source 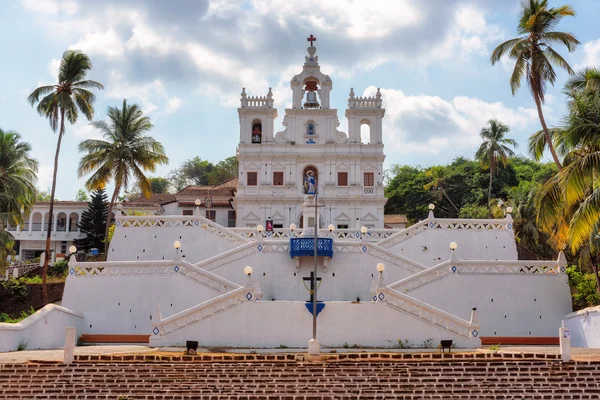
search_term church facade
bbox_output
[234,40,387,229]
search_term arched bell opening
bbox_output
[251,119,262,144]
[303,78,320,109]
[360,118,372,145]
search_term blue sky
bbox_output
[1,0,599,200]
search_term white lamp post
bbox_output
[69,245,77,254]
[428,204,435,210]
[257,224,264,233]
[376,263,385,273]
[195,199,201,206]
[328,224,335,232]
[449,241,458,251]
[506,206,513,214]
[244,266,253,276]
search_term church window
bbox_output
[273,171,284,186]
[247,172,258,186]
[205,210,216,221]
[182,210,193,216]
[228,210,236,227]
[251,120,262,144]
[364,172,374,187]
[337,172,348,187]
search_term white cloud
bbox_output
[166,97,182,114]
[70,27,124,59]
[21,0,77,15]
[48,58,60,78]
[363,86,537,157]
[72,122,101,140]
[578,39,600,69]
[35,165,54,192]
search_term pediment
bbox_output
[361,212,378,222]
[335,212,351,222]
[337,162,350,170]
[273,162,286,170]
[271,211,286,221]
[245,162,261,170]
[243,211,260,221]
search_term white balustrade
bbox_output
[363,186,375,195]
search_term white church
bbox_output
[235,36,386,230]
[0,37,581,352]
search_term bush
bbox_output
[1,278,29,300]
[0,307,36,323]
[566,266,600,310]
[49,260,68,276]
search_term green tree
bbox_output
[78,99,169,253]
[27,50,103,304]
[74,188,108,252]
[206,156,239,185]
[0,129,38,273]
[475,119,517,217]
[384,165,432,223]
[490,0,579,169]
[423,166,460,215]
[148,177,171,194]
[75,188,89,202]
[565,67,600,94]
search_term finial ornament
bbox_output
[349,88,355,98]
[307,34,317,47]
[241,87,247,98]
[376,88,381,98]
[267,87,273,99]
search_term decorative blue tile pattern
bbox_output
[355,232,360,238]
[451,266,457,273]
[378,292,385,301]
[373,295,378,302]
[246,292,253,300]
[429,221,434,228]
[306,139,316,144]
[195,220,199,226]
[267,231,272,237]
[289,238,334,258]
[153,327,160,335]
[472,329,479,337]
[507,223,513,230]
[560,266,566,273]
[257,244,263,252]
[69,268,75,275]
[116,221,121,227]
[173,265,180,273]
[362,246,367,253]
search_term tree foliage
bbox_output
[74,188,108,252]
[169,156,238,190]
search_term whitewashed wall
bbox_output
[408,273,571,337]
[150,301,480,348]
[564,306,600,348]
[389,226,517,266]
[61,272,222,335]
[0,305,84,352]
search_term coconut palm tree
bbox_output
[565,67,600,94]
[490,0,579,169]
[0,129,38,273]
[27,50,103,304]
[423,166,460,214]
[475,120,517,217]
[77,99,169,253]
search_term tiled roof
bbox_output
[35,201,88,207]
[383,214,408,224]
[123,193,177,207]
[176,178,238,197]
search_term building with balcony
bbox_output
[234,42,387,229]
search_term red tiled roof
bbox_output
[384,214,408,224]
[123,193,177,207]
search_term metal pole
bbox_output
[312,187,318,340]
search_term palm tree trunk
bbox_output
[103,186,119,254]
[42,109,65,305]
[488,169,493,218]
[441,188,460,214]
[533,93,562,170]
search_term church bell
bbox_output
[304,91,319,108]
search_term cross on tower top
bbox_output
[307,34,317,47]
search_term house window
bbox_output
[338,172,348,187]
[247,172,258,186]
[273,171,284,186]
[228,210,236,227]
[205,210,216,221]
[61,241,67,254]
[337,224,349,229]
[182,210,194,216]
[364,172,374,186]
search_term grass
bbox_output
[488,344,501,351]
[0,306,36,323]
[17,340,28,351]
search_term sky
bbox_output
[1,0,599,200]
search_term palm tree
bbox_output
[0,129,38,273]
[490,0,579,169]
[27,50,103,304]
[565,67,600,94]
[423,166,460,214]
[475,120,517,217]
[78,99,169,253]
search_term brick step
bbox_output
[2,360,600,400]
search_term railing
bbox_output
[68,258,240,294]
[240,88,274,109]
[388,255,566,294]
[366,243,428,273]
[290,238,334,258]
[194,242,258,271]
[3,263,39,281]
[31,223,42,231]
[114,215,251,246]
[152,287,246,337]
[376,220,430,248]
[230,228,395,242]
[363,186,375,195]
[348,96,382,109]
[382,287,478,339]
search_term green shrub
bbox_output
[0,307,36,323]
[49,260,68,276]
[1,278,29,300]
[17,340,27,351]
[566,266,600,310]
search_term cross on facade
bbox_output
[307,34,317,47]
[303,271,322,302]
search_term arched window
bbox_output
[302,165,318,194]
[360,119,371,144]
[56,212,67,232]
[69,213,79,232]
[251,119,262,144]
[31,212,42,231]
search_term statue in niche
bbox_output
[304,170,317,195]
[307,122,314,135]
[251,123,262,144]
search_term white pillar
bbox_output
[63,327,76,364]
[559,320,571,362]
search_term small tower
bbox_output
[290,35,332,110]
[238,87,278,144]
[345,88,385,144]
